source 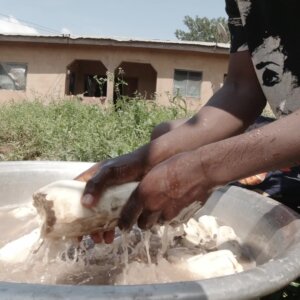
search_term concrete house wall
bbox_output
[0,35,229,110]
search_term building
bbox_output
[0,34,229,110]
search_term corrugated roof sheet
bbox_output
[0,33,230,54]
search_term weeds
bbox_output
[0,98,189,161]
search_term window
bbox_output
[0,62,27,91]
[173,69,202,98]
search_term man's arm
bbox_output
[80,50,267,207]
[199,109,300,187]
[119,103,300,231]
[119,108,300,230]
[144,50,266,168]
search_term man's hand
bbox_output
[119,151,214,231]
[79,151,146,208]
[75,150,147,243]
[118,105,300,233]
[75,161,115,243]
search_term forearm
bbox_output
[139,81,265,172]
[139,51,266,171]
[197,109,300,187]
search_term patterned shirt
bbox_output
[226,0,300,117]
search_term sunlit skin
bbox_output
[76,51,300,243]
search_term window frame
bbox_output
[0,62,28,91]
[173,69,203,99]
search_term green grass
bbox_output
[0,98,188,161]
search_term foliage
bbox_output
[263,280,300,300]
[114,67,128,100]
[93,75,107,97]
[175,16,230,43]
[93,67,128,99]
[0,98,189,162]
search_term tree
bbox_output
[175,16,230,43]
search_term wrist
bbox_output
[195,146,229,188]
[175,150,219,192]
[136,139,175,174]
[194,130,275,187]
[132,144,152,176]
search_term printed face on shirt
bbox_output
[227,0,300,116]
[253,36,300,115]
[253,36,285,87]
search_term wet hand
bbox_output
[80,152,145,208]
[118,151,213,231]
[76,152,146,243]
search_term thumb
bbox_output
[81,171,110,208]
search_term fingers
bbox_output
[81,167,112,208]
[137,211,161,230]
[91,232,103,243]
[80,155,142,208]
[91,230,115,244]
[118,188,144,231]
[103,230,115,244]
[161,200,187,222]
[160,188,205,222]
[82,230,115,245]
[77,162,110,208]
[74,162,103,182]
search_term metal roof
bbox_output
[0,33,230,55]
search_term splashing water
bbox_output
[0,202,254,285]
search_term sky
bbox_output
[0,0,227,40]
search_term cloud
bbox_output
[0,16,39,35]
[61,27,71,35]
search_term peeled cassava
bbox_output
[33,180,202,238]
[33,180,139,238]
[185,250,243,278]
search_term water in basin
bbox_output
[0,200,255,286]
